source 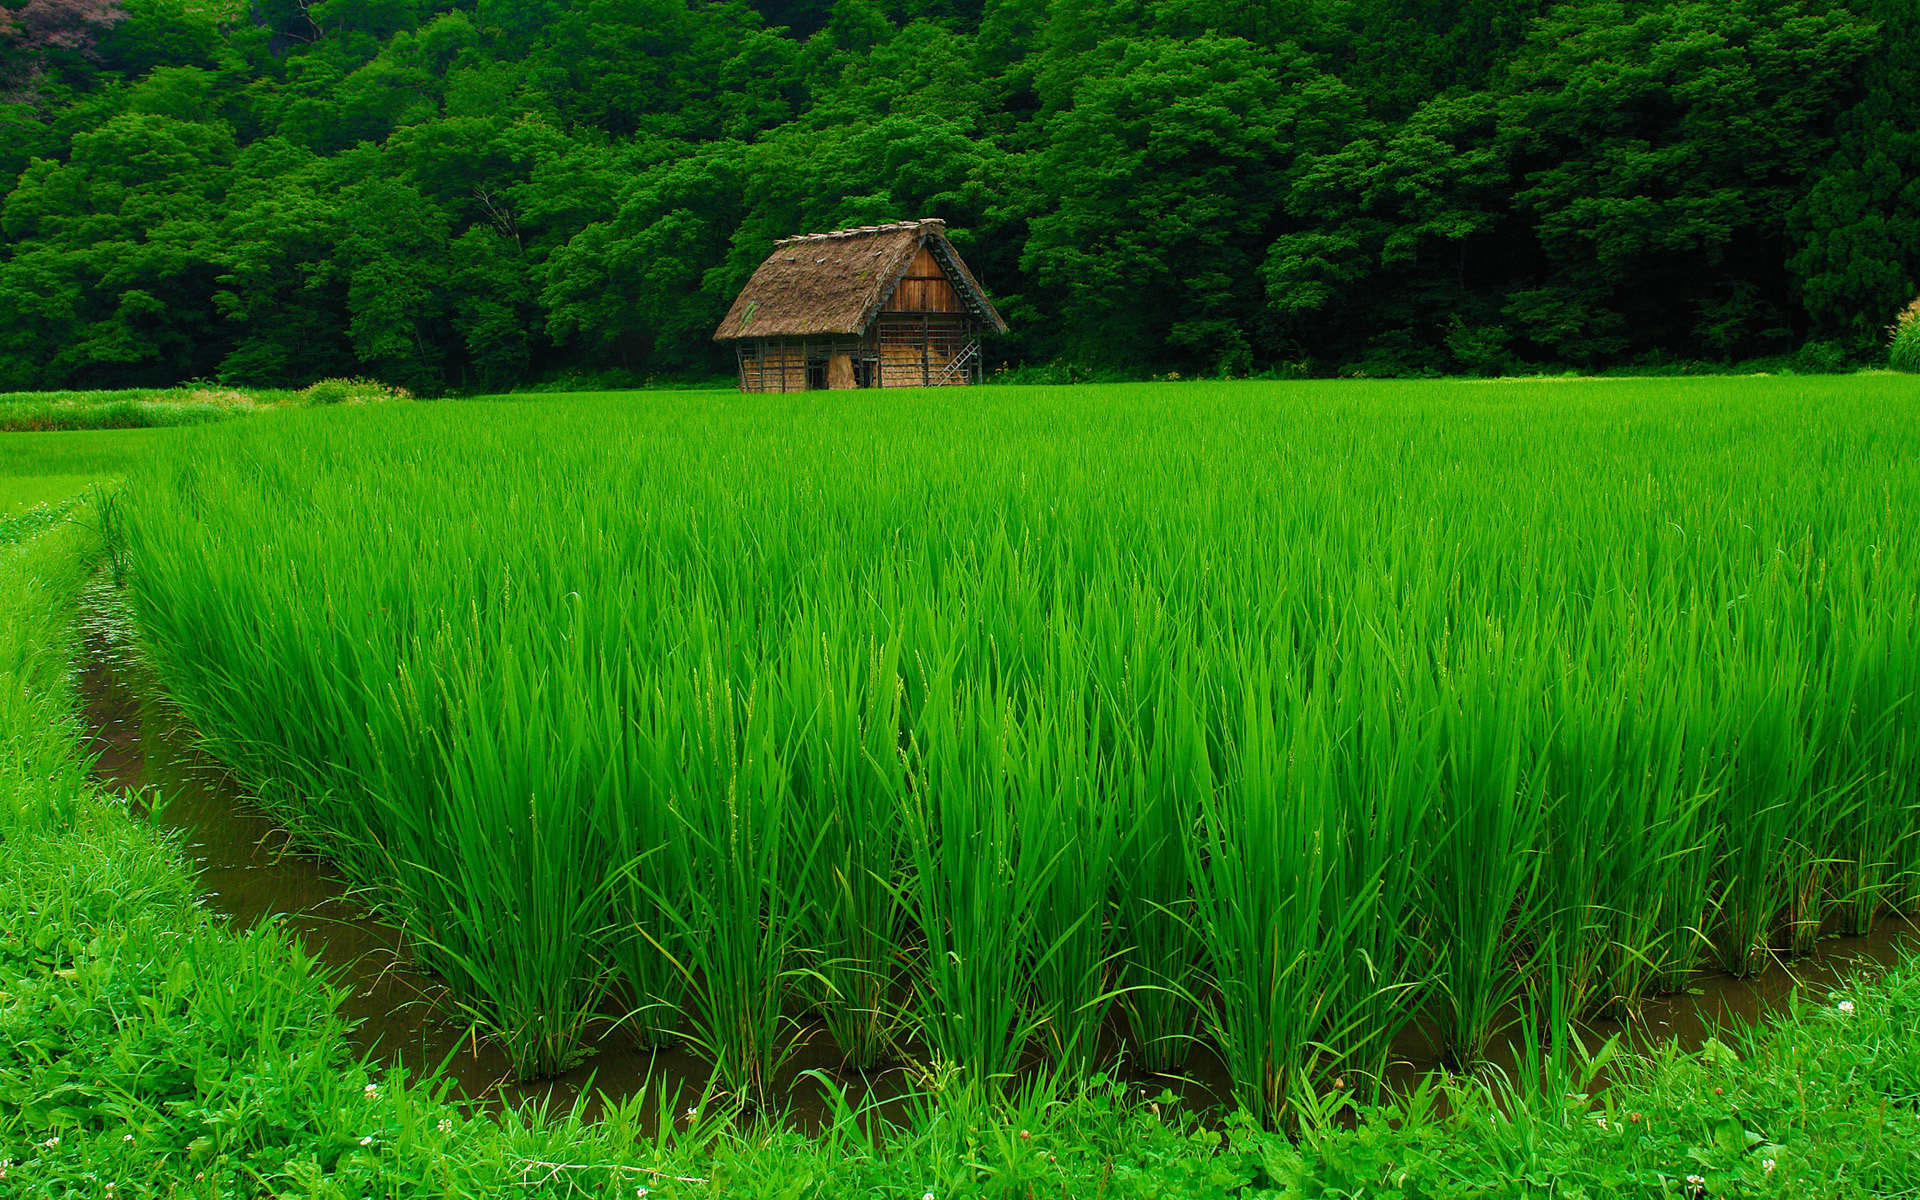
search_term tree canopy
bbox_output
[0,0,1911,388]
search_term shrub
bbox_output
[297,378,413,405]
[1445,316,1514,376]
[1791,339,1848,374]
[1890,298,1920,373]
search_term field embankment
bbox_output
[0,380,410,433]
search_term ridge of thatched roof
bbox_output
[713,218,1008,341]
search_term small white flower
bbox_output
[923,1193,936,1200]
[359,1135,374,1147]
[437,1118,453,1134]
[42,1137,59,1149]
[121,1133,134,1143]
[637,1189,649,1199]
[1763,1158,1777,1174]
[684,1107,697,1121]
[1592,1114,1608,1130]
[1837,999,1856,1015]
[363,1083,379,1099]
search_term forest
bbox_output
[0,0,1915,391]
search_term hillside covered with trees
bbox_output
[1,0,1915,391]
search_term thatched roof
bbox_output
[713,218,1008,341]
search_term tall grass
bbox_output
[113,378,1920,1124]
[781,630,908,1070]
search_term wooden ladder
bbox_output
[930,339,980,386]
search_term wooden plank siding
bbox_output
[730,241,986,390]
[736,340,808,393]
[881,247,966,315]
[717,220,1006,391]
[876,314,976,387]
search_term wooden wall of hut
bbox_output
[876,315,976,387]
[734,319,981,392]
[882,247,965,314]
[737,340,808,392]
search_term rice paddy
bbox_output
[110,377,1920,1126]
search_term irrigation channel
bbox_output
[78,618,1920,1128]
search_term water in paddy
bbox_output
[75,605,1920,1124]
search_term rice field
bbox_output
[111,377,1920,1125]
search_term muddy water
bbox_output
[76,626,1920,1124]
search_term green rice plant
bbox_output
[1599,686,1717,1012]
[778,627,909,1069]
[644,661,819,1111]
[1706,663,1813,978]
[1820,579,1920,933]
[1425,640,1551,1068]
[1303,613,1439,1094]
[394,629,621,1079]
[1109,678,1210,1075]
[1539,648,1719,1016]
[1187,652,1404,1128]
[596,661,692,1048]
[1018,689,1124,1073]
[104,377,1920,1119]
[1642,634,1725,996]
[900,666,1059,1086]
[1535,742,1611,1023]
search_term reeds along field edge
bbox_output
[113,377,1920,1124]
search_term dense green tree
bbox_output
[1020,35,1358,371]
[328,170,452,392]
[1788,0,1920,353]
[449,224,539,386]
[0,111,230,387]
[543,142,751,373]
[0,0,1910,388]
[213,138,357,384]
[1493,0,1876,364]
[1264,93,1511,373]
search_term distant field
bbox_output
[111,377,1920,1122]
[0,379,410,433]
[0,427,174,520]
[0,474,95,516]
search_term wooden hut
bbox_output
[713,218,1008,392]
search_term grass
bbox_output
[0,379,410,433]
[0,426,166,556]
[104,376,1920,1127]
[0,503,1246,1199]
[5,438,1920,1194]
[0,427,162,494]
[1890,300,1920,372]
[7,498,1920,1197]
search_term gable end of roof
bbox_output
[713,218,1006,341]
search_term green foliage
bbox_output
[1789,0,1920,354]
[0,381,406,430]
[295,376,411,404]
[0,0,1910,386]
[1891,305,1920,372]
